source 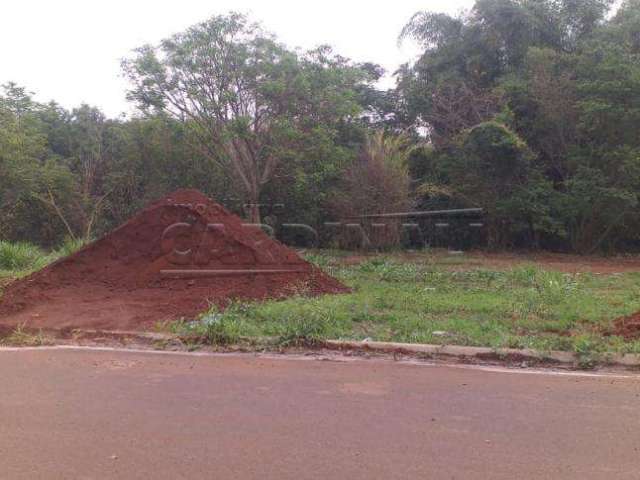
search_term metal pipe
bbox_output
[348,208,484,219]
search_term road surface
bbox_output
[1,347,639,479]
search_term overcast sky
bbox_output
[2,0,475,117]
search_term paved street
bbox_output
[1,347,639,479]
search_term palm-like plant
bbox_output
[330,130,418,249]
[363,129,415,177]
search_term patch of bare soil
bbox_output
[610,313,640,340]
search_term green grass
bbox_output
[163,252,640,360]
[0,324,53,347]
[0,241,48,271]
[0,238,87,284]
[55,237,87,258]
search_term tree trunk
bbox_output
[225,140,263,225]
[246,187,261,224]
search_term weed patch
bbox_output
[167,253,640,359]
[0,324,52,347]
[0,242,47,271]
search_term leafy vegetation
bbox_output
[123,13,370,223]
[1,2,639,254]
[400,0,640,252]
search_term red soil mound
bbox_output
[611,312,640,340]
[0,189,348,331]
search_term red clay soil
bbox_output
[611,312,640,340]
[0,189,348,331]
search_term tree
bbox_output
[0,83,78,244]
[432,122,557,247]
[400,0,638,252]
[397,0,615,142]
[123,13,368,223]
[501,47,579,182]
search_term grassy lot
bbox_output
[168,250,640,359]
[3,242,640,360]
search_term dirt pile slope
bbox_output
[0,189,347,331]
[611,312,640,340]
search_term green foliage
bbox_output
[0,241,46,270]
[329,130,416,249]
[276,311,334,347]
[162,308,246,346]
[1,3,639,254]
[201,313,244,346]
[459,122,532,177]
[401,0,640,252]
[123,13,371,223]
[0,238,89,279]
[0,83,109,245]
[1,14,375,244]
[422,121,557,247]
[55,237,87,258]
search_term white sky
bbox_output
[1,0,474,117]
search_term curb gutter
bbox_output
[324,340,640,368]
[4,328,640,368]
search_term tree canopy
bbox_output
[123,13,372,222]
[400,0,640,252]
[1,2,639,253]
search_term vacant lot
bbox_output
[3,248,640,359]
[159,250,640,359]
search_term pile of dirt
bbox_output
[0,189,347,331]
[610,312,640,340]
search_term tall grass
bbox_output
[55,237,87,258]
[0,241,48,271]
[0,237,87,275]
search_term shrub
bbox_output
[329,130,415,250]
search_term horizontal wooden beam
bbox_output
[160,269,307,278]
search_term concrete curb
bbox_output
[70,329,175,341]
[4,327,640,368]
[323,340,640,368]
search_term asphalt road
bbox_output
[1,348,639,479]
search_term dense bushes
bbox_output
[400,0,640,252]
